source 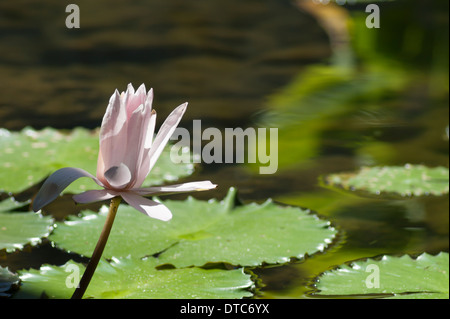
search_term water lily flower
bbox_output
[32,83,216,221]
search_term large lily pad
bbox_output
[313,252,449,299]
[0,127,194,194]
[49,188,337,267]
[325,165,449,197]
[0,198,53,253]
[16,257,253,299]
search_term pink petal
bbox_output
[122,83,135,119]
[145,109,157,149]
[122,103,151,186]
[101,89,125,138]
[144,93,155,149]
[32,167,97,212]
[134,109,156,188]
[120,192,172,221]
[97,89,128,182]
[146,102,188,175]
[72,189,117,204]
[126,83,135,95]
[132,181,217,196]
[145,88,154,113]
[126,84,147,116]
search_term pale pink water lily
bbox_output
[32,83,216,221]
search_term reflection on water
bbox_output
[0,0,448,299]
[250,0,449,298]
[0,0,330,130]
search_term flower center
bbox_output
[104,163,132,189]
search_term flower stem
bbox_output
[71,196,121,299]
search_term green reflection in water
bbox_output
[247,0,448,298]
[0,0,448,299]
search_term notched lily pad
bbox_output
[0,127,194,194]
[15,257,254,299]
[0,197,30,212]
[49,188,338,267]
[313,252,449,299]
[0,266,20,298]
[324,165,449,197]
[0,198,53,253]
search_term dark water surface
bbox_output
[0,0,448,299]
[0,0,330,130]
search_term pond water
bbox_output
[0,0,448,299]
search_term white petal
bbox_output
[136,83,147,95]
[99,89,127,140]
[126,83,135,95]
[126,84,147,115]
[134,110,157,188]
[120,192,172,221]
[145,88,154,113]
[97,89,128,180]
[144,109,156,149]
[132,181,217,196]
[147,102,188,173]
[32,167,97,212]
[72,189,117,204]
[122,104,151,186]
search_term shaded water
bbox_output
[0,0,330,130]
[0,0,448,298]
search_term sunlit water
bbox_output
[0,0,448,299]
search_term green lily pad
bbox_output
[16,257,254,299]
[49,188,337,267]
[314,252,449,299]
[325,165,449,197]
[0,127,194,194]
[0,198,53,253]
[0,266,20,298]
[0,197,30,212]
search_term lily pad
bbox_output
[0,197,30,212]
[313,252,449,299]
[325,165,449,197]
[0,127,194,194]
[16,257,254,299]
[0,199,53,253]
[0,266,20,298]
[49,188,337,267]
